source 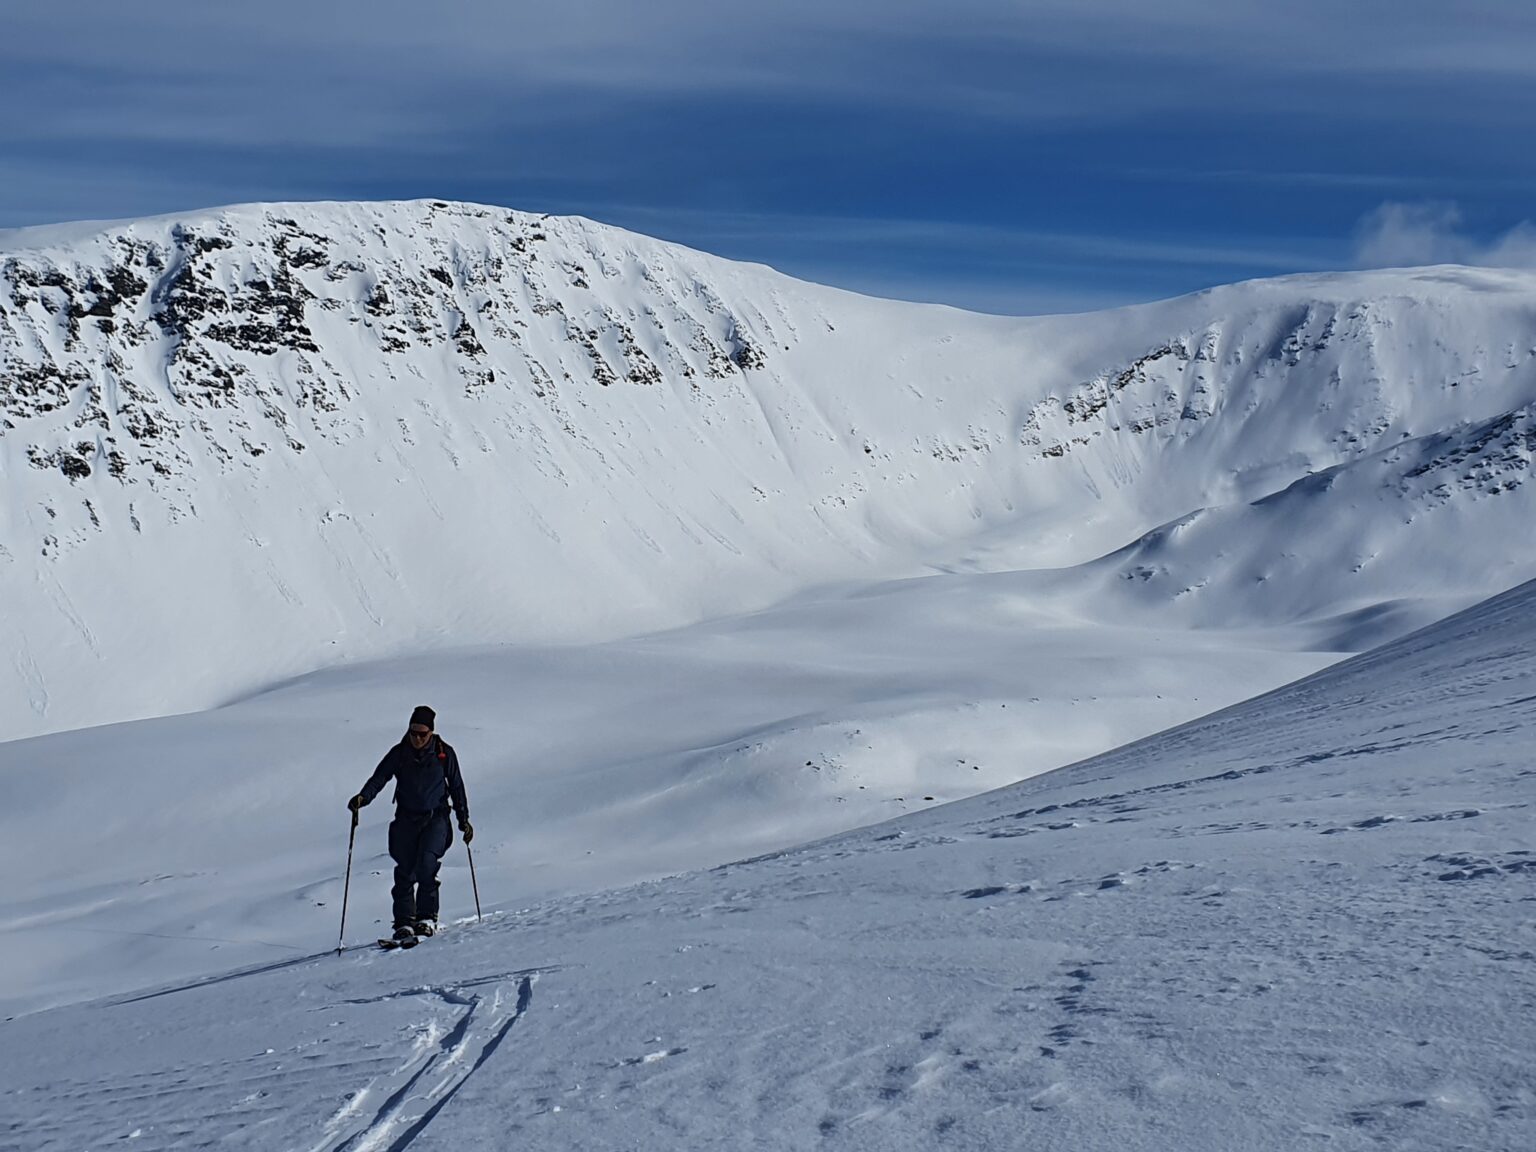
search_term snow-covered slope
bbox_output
[5,202,1534,1146]
[0,571,1332,1014]
[6,574,1532,1152]
[4,200,1536,738]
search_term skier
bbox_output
[348,706,472,944]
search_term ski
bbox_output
[378,920,441,949]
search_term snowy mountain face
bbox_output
[4,200,1536,740]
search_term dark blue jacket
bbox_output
[360,735,470,819]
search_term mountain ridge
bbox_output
[3,198,1536,737]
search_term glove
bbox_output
[459,820,474,845]
[348,793,366,812]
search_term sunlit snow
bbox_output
[1,202,1533,1150]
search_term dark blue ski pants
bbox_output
[388,808,452,926]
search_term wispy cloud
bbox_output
[4,2,1536,313]
[573,203,1332,315]
[8,2,1536,150]
[615,206,1327,273]
[1353,202,1536,269]
[1118,167,1536,195]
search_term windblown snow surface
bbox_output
[1,201,1534,1148]
[5,571,1534,1151]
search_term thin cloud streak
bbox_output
[7,3,1536,149]
[640,209,1326,272]
[16,2,1531,83]
[1119,167,1536,194]
[582,203,1335,315]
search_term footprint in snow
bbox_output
[961,882,1036,899]
[621,1047,687,1067]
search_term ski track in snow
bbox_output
[4,579,1533,1150]
[6,954,542,1152]
[314,974,535,1152]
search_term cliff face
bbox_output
[1,201,774,526]
[3,199,1536,736]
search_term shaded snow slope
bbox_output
[5,577,1532,1151]
[4,201,1536,737]
[0,567,1331,1014]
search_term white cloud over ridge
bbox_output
[1354,201,1536,269]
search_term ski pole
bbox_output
[466,840,483,923]
[337,808,358,954]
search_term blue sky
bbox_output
[4,1,1535,313]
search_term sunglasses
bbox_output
[407,727,433,739]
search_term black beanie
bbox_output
[410,705,436,730]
